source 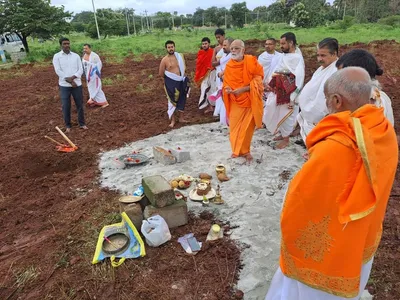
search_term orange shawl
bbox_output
[280,104,398,297]
[194,48,214,85]
[222,55,264,128]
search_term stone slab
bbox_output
[119,202,143,230]
[169,147,190,163]
[142,175,175,208]
[153,146,176,165]
[144,199,188,228]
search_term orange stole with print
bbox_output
[222,55,264,156]
[280,104,398,297]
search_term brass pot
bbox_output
[215,164,226,176]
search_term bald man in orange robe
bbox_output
[265,67,398,300]
[223,40,264,162]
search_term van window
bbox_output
[5,34,13,43]
[11,33,21,41]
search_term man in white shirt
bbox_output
[53,37,87,132]
[296,38,339,144]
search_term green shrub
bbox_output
[330,16,355,32]
[378,15,400,27]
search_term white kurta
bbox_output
[263,48,305,137]
[82,52,107,104]
[297,61,338,143]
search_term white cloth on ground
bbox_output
[297,61,337,142]
[165,52,186,119]
[213,52,232,126]
[83,51,107,104]
[53,50,83,87]
[263,48,305,137]
[265,258,374,300]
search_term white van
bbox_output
[0,32,26,54]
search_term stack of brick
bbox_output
[142,175,188,228]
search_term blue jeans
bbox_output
[59,85,85,128]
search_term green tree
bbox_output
[86,9,125,39]
[0,0,71,52]
[193,8,205,26]
[266,0,290,23]
[290,2,311,27]
[230,2,249,28]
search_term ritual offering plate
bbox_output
[189,188,216,202]
[196,182,211,196]
[102,233,130,255]
[170,174,194,190]
[117,153,149,167]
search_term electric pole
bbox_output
[144,10,150,31]
[172,14,175,28]
[141,15,144,32]
[132,13,137,36]
[125,10,130,35]
[225,11,227,28]
[343,0,347,19]
[91,0,101,40]
[202,13,205,26]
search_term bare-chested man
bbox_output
[159,40,190,128]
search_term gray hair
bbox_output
[324,67,372,108]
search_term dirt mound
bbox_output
[0,40,399,299]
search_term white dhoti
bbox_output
[263,49,305,138]
[198,70,217,109]
[265,258,373,300]
[264,96,299,137]
[83,52,108,106]
[209,52,231,126]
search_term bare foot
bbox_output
[65,128,71,133]
[290,127,301,137]
[80,125,88,130]
[302,153,309,161]
[204,106,214,114]
[169,120,175,128]
[273,135,283,141]
[275,137,290,149]
[231,153,238,158]
[179,118,189,123]
[245,153,253,163]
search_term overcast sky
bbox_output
[52,0,286,15]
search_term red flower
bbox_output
[177,147,181,150]
[135,160,140,163]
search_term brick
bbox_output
[142,175,175,208]
[119,202,143,230]
[153,146,176,165]
[144,199,188,228]
[169,147,190,163]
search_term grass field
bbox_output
[25,23,400,63]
